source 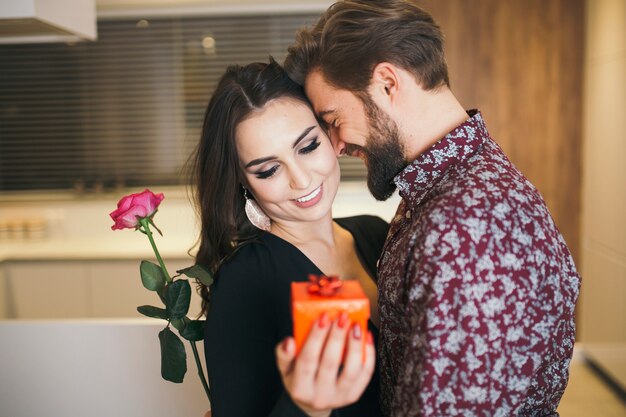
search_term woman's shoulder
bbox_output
[212,233,310,289]
[207,237,282,321]
[213,237,276,286]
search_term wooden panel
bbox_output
[416,0,584,262]
[580,248,626,342]
[579,0,626,385]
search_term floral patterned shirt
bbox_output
[377,110,580,417]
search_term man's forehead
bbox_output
[304,71,336,117]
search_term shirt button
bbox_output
[405,210,411,219]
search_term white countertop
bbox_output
[0,182,400,263]
[0,235,195,262]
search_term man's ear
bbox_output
[369,62,401,105]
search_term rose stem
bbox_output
[139,218,171,283]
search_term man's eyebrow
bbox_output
[244,126,317,169]
[317,110,334,120]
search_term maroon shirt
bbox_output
[377,111,580,416]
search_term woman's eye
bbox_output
[299,138,321,155]
[255,165,279,179]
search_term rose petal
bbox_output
[110,189,165,230]
[111,205,149,230]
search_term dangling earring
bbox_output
[243,188,271,231]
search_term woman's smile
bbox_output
[293,184,323,208]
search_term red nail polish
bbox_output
[366,331,373,344]
[338,312,349,329]
[282,339,290,352]
[352,323,362,339]
[318,312,329,328]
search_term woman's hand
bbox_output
[275,312,375,417]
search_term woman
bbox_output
[192,59,388,417]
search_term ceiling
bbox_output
[97,0,333,14]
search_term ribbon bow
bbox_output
[307,274,343,296]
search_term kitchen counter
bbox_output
[0,234,195,263]
[0,183,400,319]
[0,182,400,263]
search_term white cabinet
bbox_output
[1,259,204,319]
[6,262,89,319]
[88,259,203,319]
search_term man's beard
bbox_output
[348,97,406,201]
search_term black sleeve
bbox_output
[204,244,309,417]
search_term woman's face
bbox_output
[236,97,340,226]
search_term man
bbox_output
[278,0,581,416]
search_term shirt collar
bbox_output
[393,110,489,208]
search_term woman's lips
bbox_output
[293,184,323,208]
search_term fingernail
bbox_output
[366,331,373,344]
[282,338,290,352]
[318,312,329,328]
[352,323,362,339]
[337,312,349,329]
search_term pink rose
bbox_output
[110,189,165,230]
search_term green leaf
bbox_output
[158,327,187,383]
[165,279,191,320]
[140,260,166,292]
[137,305,168,320]
[177,265,214,287]
[170,316,188,332]
[181,319,205,341]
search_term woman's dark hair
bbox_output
[190,58,309,316]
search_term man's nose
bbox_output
[330,132,347,156]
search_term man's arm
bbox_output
[390,221,552,416]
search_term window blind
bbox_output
[0,13,366,192]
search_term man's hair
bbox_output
[285,0,449,92]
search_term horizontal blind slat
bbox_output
[0,13,366,192]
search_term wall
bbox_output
[579,0,626,390]
[1,0,585,260]
[417,0,585,262]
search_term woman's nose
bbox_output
[289,165,312,190]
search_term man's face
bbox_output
[305,70,406,201]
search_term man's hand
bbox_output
[275,312,375,417]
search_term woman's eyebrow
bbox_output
[292,126,316,148]
[245,156,275,169]
[244,126,317,169]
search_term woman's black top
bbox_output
[204,215,389,417]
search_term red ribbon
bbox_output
[307,274,343,296]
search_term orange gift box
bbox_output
[291,275,369,360]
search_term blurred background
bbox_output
[0,0,624,416]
